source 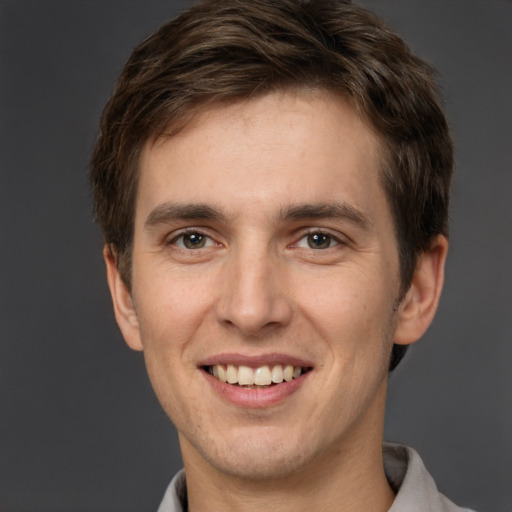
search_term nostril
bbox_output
[216,296,293,337]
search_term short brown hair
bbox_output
[90,0,453,370]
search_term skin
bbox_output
[105,90,448,512]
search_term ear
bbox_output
[394,235,449,346]
[103,245,144,351]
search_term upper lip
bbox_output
[198,353,314,368]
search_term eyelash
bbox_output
[167,229,216,250]
[166,228,344,252]
[293,230,344,250]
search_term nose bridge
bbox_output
[216,237,291,335]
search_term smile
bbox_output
[205,364,310,387]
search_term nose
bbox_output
[215,245,293,337]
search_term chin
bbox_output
[188,428,317,481]
[211,449,310,481]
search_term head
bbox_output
[90,0,453,483]
[90,0,453,372]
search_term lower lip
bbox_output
[202,370,310,408]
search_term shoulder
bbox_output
[384,443,478,512]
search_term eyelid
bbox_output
[291,228,347,249]
[166,227,217,248]
[163,226,348,249]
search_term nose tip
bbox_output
[219,293,292,336]
[215,255,293,337]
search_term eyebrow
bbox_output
[280,202,371,229]
[144,202,227,230]
[144,200,370,231]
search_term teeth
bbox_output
[226,364,238,384]
[271,365,284,383]
[283,364,294,382]
[238,365,254,385]
[209,364,306,386]
[254,365,272,385]
[218,365,227,383]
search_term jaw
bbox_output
[178,419,319,481]
[179,383,394,512]
[177,365,390,482]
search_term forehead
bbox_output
[136,90,387,222]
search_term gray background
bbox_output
[1,1,510,511]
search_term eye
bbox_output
[172,231,215,249]
[296,232,339,249]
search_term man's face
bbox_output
[113,90,407,479]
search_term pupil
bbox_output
[308,233,330,249]
[184,233,205,248]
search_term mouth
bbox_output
[203,364,312,388]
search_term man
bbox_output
[89,0,476,510]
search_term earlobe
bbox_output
[103,245,144,351]
[394,235,449,346]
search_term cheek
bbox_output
[133,265,214,345]
[133,274,211,425]
[295,267,396,365]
